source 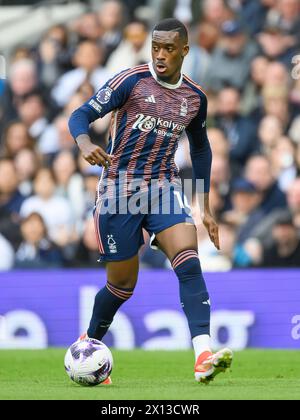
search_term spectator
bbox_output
[77,156,102,216]
[37,24,72,88]
[0,158,25,211]
[106,21,150,73]
[51,41,109,107]
[97,0,126,62]
[289,114,300,145]
[211,154,231,210]
[197,21,220,54]
[15,212,64,269]
[258,115,284,155]
[270,136,297,191]
[0,233,14,271]
[17,90,50,142]
[257,20,298,66]
[53,150,85,223]
[73,217,103,268]
[0,59,54,136]
[14,148,41,197]
[0,120,34,158]
[223,178,264,244]
[265,61,290,87]
[262,84,291,128]
[215,87,259,175]
[0,158,25,249]
[248,177,300,248]
[265,0,300,46]
[241,55,269,115]
[287,177,300,227]
[296,144,300,174]
[160,0,202,25]
[205,20,258,92]
[20,167,74,247]
[236,0,274,36]
[3,58,37,102]
[202,0,234,27]
[261,211,300,267]
[182,26,211,86]
[71,13,102,44]
[38,114,77,156]
[244,154,287,214]
[0,79,4,97]
[207,128,230,158]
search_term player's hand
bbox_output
[202,213,220,251]
[76,135,113,169]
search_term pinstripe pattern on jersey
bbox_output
[97,70,203,197]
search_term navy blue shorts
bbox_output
[93,183,195,262]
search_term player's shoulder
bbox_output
[182,74,207,100]
[108,64,151,91]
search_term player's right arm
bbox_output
[68,69,135,167]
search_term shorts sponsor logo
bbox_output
[96,87,113,104]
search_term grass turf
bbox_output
[0,349,299,400]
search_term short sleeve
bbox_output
[86,69,137,118]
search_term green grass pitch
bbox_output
[0,349,299,400]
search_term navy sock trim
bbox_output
[106,282,134,301]
[172,249,199,270]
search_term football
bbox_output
[64,338,113,386]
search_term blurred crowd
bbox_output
[0,0,300,271]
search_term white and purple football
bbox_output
[64,338,113,386]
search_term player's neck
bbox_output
[160,73,181,85]
[149,62,183,90]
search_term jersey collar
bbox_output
[148,62,183,90]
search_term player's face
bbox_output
[152,31,189,84]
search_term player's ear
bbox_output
[182,45,189,58]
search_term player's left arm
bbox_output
[185,93,220,250]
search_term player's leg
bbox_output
[86,198,144,341]
[155,223,211,355]
[155,222,232,383]
[87,255,139,341]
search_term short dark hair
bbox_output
[153,18,188,42]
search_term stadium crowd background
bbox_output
[0,0,300,271]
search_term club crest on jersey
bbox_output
[96,87,113,104]
[107,235,117,253]
[180,98,188,117]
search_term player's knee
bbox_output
[171,249,202,277]
[107,278,137,292]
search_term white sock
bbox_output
[192,335,212,361]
